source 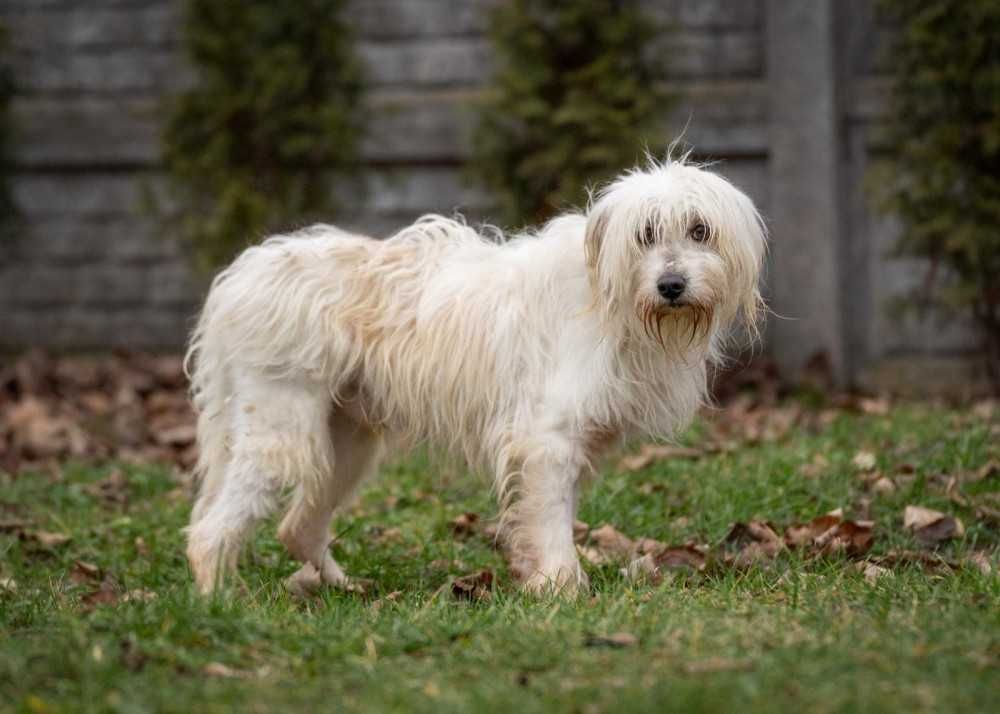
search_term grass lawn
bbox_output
[1,403,997,713]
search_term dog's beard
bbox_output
[637,299,715,351]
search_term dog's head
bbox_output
[584,158,766,349]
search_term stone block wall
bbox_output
[0,1,983,390]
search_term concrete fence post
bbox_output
[765,0,846,383]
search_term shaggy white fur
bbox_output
[184,158,767,594]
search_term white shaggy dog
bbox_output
[184,157,766,594]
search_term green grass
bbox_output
[1,404,997,713]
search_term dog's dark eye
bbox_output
[640,222,656,247]
[690,223,708,243]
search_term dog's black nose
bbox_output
[657,273,687,301]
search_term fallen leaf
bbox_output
[451,570,494,601]
[800,453,830,479]
[856,561,893,584]
[81,576,120,609]
[969,461,998,483]
[27,530,71,548]
[83,469,130,506]
[903,505,946,530]
[784,514,841,548]
[450,512,480,537]
[871,476,897,495]
[858,396,891,416]
[683,657,754,674]
[203,662,251,679]
[967,552,993,576]
[624,543,708,582]
[372,525,402,544]
[972,400,996,420]
[653,544,708,572]
[70,560,102,584]
[635,537,668,555]
[815,519,874,556]
[869,550,961,573]
[122,589,157,603]
[589,524,635,559]
[723,520,784,565]
[584,632,638,648]
[623,554,659,582]
[572,519,590,544]
[618,444,703,472]
[0,518,31,533]
[577,545,611,566]
[903,505,965,545]
[852,451,877,472]
[120,637,147,672]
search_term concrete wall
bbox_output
[0,0,982,389]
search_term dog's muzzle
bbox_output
[656,272,687,303]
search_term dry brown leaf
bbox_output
[81,576,120,609]
[84,469,129,506]
[858,397,891,416]
[972,400,996,420]
[817,519,874,556]
[856,561,893,584]
[578,545,611,567]
[372,526,402,544]
[967,552,993,576]
[451,570,494,601]
[122,589,157,603]
[800,453,830,479]
[589,524,635,559]
[903,505,946,530]
[584,632,638,648]
[871,476,897,495]
[903,505,965,545]
[634,537,667,556]
[450,512,480,537]
[683,657,754,674]
[784,514,841,548]
[623,543,707,582]
[28,530,72,548]
[70,560,102,585]
[203,662,250,679]
[572,520,590,544]
[869,550,961,573]
[653,544,708,572]
[852,450,877,472]
[618,444,703,472]
[781,513,874,558]
[623,554,659,582]
[0,518,31,534]
[722,520,784,567]
[969,461,998,483]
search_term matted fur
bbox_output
[184,158,767,594]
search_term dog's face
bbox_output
[584,160,766,347]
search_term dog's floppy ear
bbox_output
[584,207,609,275]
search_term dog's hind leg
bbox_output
[277,412,384,587]
[186,369,333,594]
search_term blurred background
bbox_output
[0,0,996,399]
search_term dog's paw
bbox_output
[521,564,589,597]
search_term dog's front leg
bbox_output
[511,439,588,596]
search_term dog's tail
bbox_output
[184,276,235,524]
